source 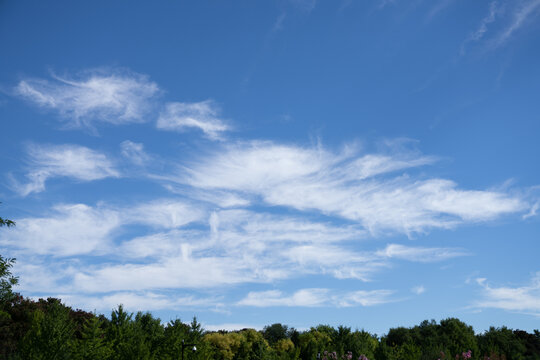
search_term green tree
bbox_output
[107,305,160,360]
[298,328,332,360]
[438,318,478,359]
[73,316,113,360]
[264,323,289,346]
[348,330,378,360]
[18,299,75,360]
[0,205,17,304]
[478,327,527,360]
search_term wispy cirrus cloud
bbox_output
[120,140,151,166]
[493,0,540,47]
[3,198,467,301]
[426,0,457,21]
[237,288,396,307]
[176,141,526,236]
[0,199,206,257]
[157,100,230,140]
[289,0,317,13]
[462,0,540,53]
[12,143,119,196]
[376,243,469,262]
[57,291,222,313]
[473,273,540,316]
[0,203,121,256]
[461,1,501,55]
[15,69,159,130]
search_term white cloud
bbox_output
[118,232,186,259]
[471,2,499,42]
[238,289,328,307]
[376,243,468,262]
[237,288,396,307]
[494,0,540,47]
[120,140,151,165]
[462,0,540,52]
[335,289,396,307]
[57,291,221,313]
[123,199,206,229]
[6,204,398,295]
[15,69,159,129]
[13,143,119,196]
[179,141,526,236]
[411,285,426,295]
[71,253,256,292]
[427,0,457,21]
[157,101,230,139]
[290,0,317,13]
[0,199,206,257]
[473,273,540,316]
[0,203,121,256]
[162,185,252,208]
[523,201,539,219]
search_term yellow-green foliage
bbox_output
[204,332,245,360]
[275,338,294,353]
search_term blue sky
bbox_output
[1,0,539,335]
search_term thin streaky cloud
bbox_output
[272,13,287,33]
[178,141,527,236]
[237,288,396,308]
[12,143,119,196]
[493,0,540,48]
[58,292,222,313]
[523,201,539,219]
[461,1,501,55]
[3,202,466,297]
[157,100,230,140]
[473,273,540,316]
[15,69,159,130]
[376,243,469,262]
[0,199,206,257]
[289,0,317,13]
[120,140,151,165]
[426,0,456,21]
[0,203,121,256]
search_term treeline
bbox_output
[0,294,539,360]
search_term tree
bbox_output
[264,323,289,346]
[18,298,76,359]
[1,204,18,304]
[73,315,113,360]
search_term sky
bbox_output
[0,0,539,335]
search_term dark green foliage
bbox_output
[0,295,40,358]
[513,330,540,360]
[107,305,163,359]
[264,323,290,345]
[18,298,75,360]
[0,208,18,305]
[0,256,18,305]
[73,316,113,360]
[477,327,540,360]
[0,297,538,360]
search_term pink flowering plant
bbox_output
[438,349,473,360]
[322,350,368,360]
